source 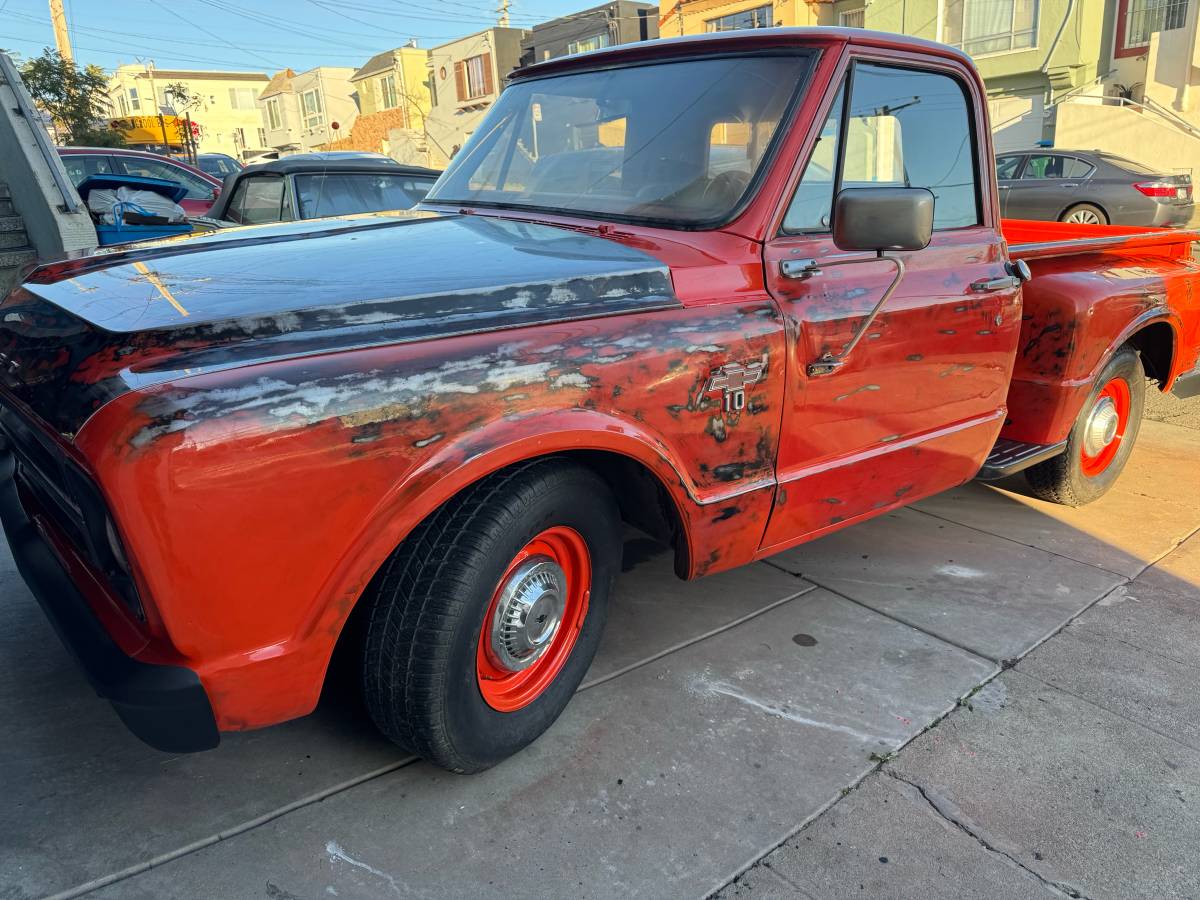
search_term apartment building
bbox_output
[106,65,270,158]
[423,27,527,167]
[519,1,659,66]
[325,45,433,156]
[257,66,358,155]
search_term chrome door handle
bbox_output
[780,258,821,279]
[970,275,1021,292]
[997,185,1011,190]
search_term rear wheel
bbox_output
[361,458,621,773]
[1025,346,1145,506]
[1060,203,1108,225]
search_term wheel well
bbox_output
[328,450,692,682]
[1126,322,1175,388]
[561,450,689,578]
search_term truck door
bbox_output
[760,59,1021,553]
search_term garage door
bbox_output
[990,92,1045,152]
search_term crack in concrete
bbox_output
[885,770,1091,900]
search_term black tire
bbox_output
[1025,346,1145,506]
[1060,202,1108,226]
[361,457,621,773]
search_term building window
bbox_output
[302,89,323,127]
[266,97,282,130]
[943,0,1038,56]
[567,32,612,54]
[705,4,774,31]
[117,93,129,116]
[455,53,493,101]
[228,87,257,109]
[129,87,140,111]
[257,127,267,146]
[1118,0,1189,53]
[380,73,399,109]
[839,7,866,27]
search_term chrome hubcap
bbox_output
[487,556,566,672]
[1083,396,1120,456]
[1068,210,1100,224]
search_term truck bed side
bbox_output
[1000,219,1200,445]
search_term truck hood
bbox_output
[0,211,679,437]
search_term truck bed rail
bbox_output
[1004,219,1199,262]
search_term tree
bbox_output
[19,49,124,147]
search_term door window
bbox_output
[995,154,1023,180]
[60,154,113,185]
[1021,155,1094,179]
[115,157,216,199]
[782,63,981,232]
[224,176,292,224]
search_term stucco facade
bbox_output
[326,47,434,156]
[423,27,528,167]
[257,66,358,155]
[106,66,270,158]
[520,1,659,66]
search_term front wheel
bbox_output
[1025,346,1145,506]
[361,458,621,773]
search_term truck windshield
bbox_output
[427,54,812,225]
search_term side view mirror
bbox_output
[832,187,935,253]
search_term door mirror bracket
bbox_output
[786,188,935,377]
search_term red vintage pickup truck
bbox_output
[2,28,1197,772]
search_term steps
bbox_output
[0,181,35,295]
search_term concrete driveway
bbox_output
[2,418,1198,899]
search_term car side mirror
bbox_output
[832,187,935,253]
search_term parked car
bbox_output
[6,31,1198,770]
[996,149,1193,227]
[58,147,224,217]
[205,153,440,226]
[195,153,243,180]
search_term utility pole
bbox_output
[140,59,172,153]
[497,0,510,28]
[48,0,73,61]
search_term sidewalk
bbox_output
[720,438,1200,898]
[2,418,1197,899]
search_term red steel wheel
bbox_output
[1078,376,1131,478]
[476,525,591,712]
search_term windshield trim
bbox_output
[426,49,819,232]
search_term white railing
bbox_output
[1061,93,1200,141]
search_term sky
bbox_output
[0,0,582,73]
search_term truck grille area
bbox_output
[0,399,144,620]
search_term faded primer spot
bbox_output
[413,433,444,448]
[939,363,975,377]
[835,384,881,402]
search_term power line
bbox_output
[148,0,289,69]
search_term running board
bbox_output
[976,438,1067,481]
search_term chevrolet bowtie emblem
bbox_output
[706,354,767,412]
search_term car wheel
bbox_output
[1060,203,1108,225]
[361,457,621,773]
[1025,346,1145,506]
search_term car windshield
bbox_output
[427,54,812,225]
